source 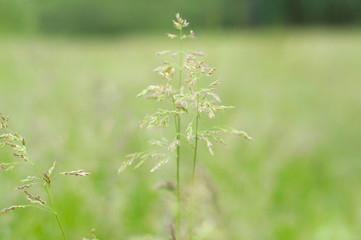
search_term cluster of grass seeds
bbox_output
[119,14,252,240]
[0,113,90,240]
[82,229,99,240]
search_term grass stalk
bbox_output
[189,77,200,240]
[176,26,183,240]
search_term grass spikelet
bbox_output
[16,184,32,190]
[62,169,90,176]
[0,205,27,216]
[0,162,20,172]
[21,176,37,183]
[150,158,169,172]
[24,190,46,205]
[48,161,57,176]
[168,138,180,152]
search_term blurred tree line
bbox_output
[1,0,360,34]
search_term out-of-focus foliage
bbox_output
[1,0,361,34]
[0,30,360,239]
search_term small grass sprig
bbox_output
[0,113,91,240]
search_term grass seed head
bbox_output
[16,184,32,190]
[48,161,57,176]
[43,172,51,185]
[21,176,37,183]
[0,205,26,217]
[63,169,90,176]
[24,190,46,205]
[0,162,19,172]
[172,13,190,30]
[167,33,178,39]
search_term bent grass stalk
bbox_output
[0,113,90,240]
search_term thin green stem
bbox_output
[25,204,53,214]
[191,117,199,185]
[29,203,54,213]
[176,26,183,240]
[192,79,200,184]
[54,212,67,240]
[176,118,181,239]
[189,78,200,240]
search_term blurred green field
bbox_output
[0,30,361,240]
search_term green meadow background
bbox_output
[1,1,361,240]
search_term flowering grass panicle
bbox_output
[182,54,254,155]
[0,113,91,240]
[119,13,194,240]
[118,13,194,171]
[119,13,252,239]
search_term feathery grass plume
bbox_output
[119,13,194,239]
[119,13,252,240]
[0,113,91,240]
[120,13,194,173]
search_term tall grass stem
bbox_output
[189,77,200,240]
[176,26,183,240]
